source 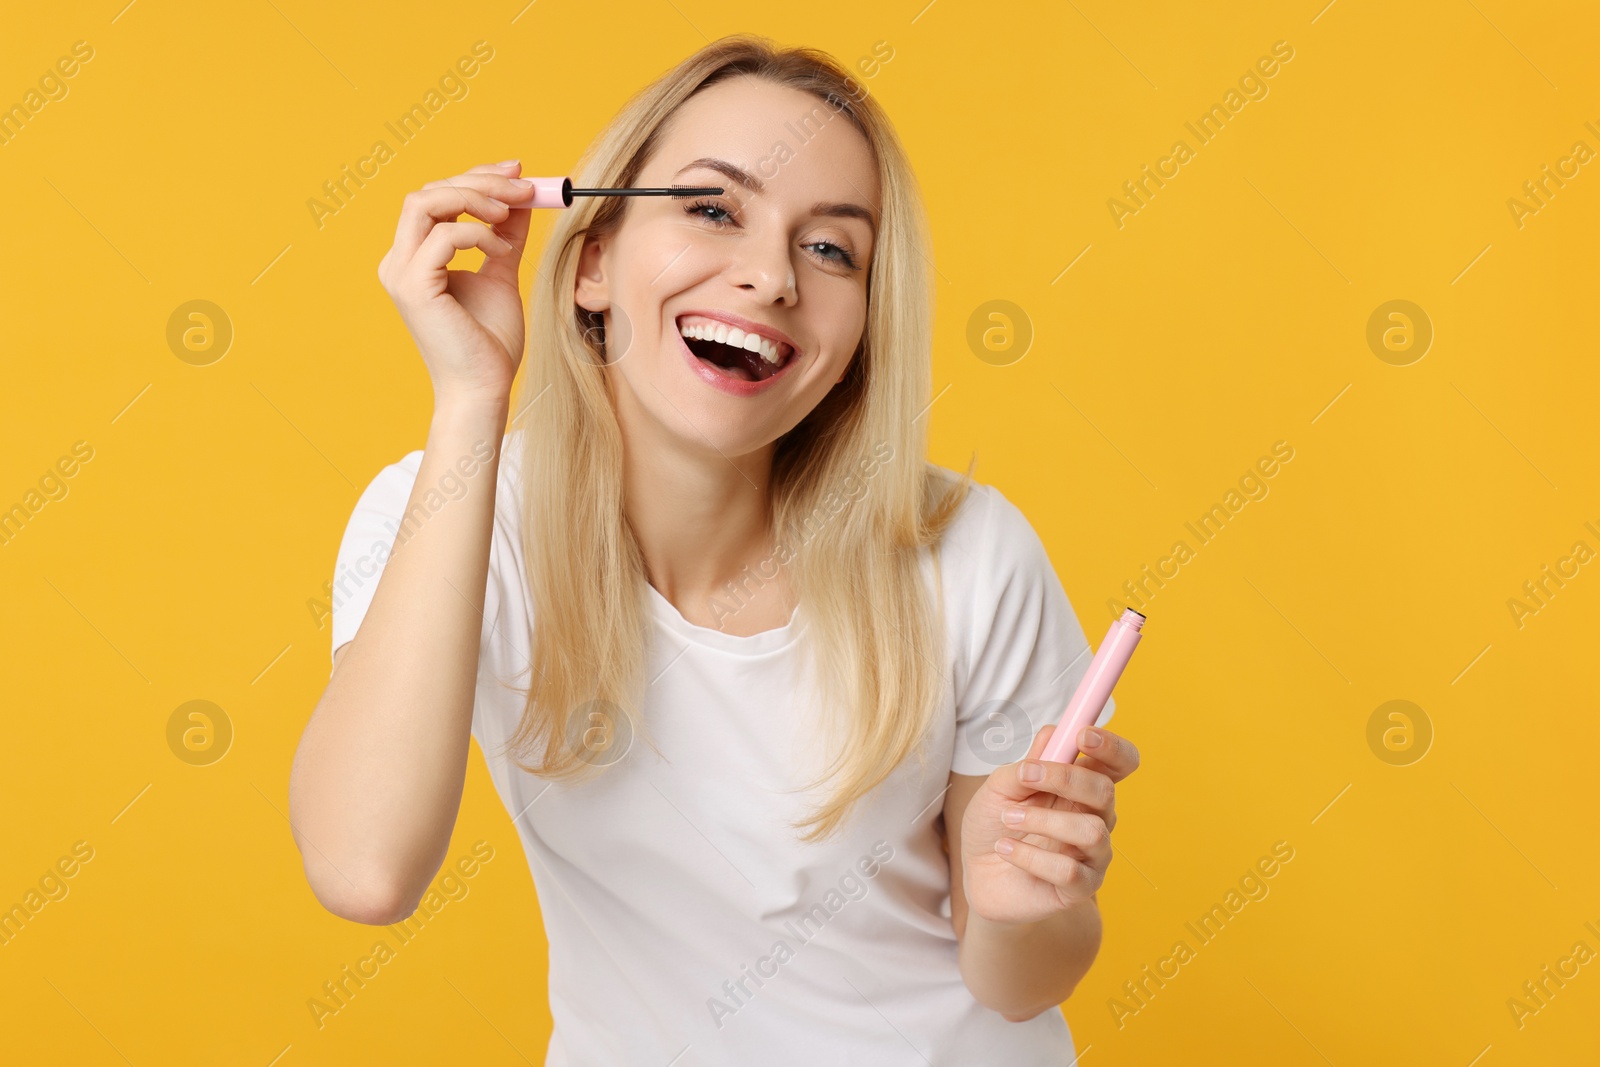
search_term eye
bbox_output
[685,199,864,272]
[805,241,860,271]
[685,199,737,226]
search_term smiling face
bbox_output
[575,75,881,457]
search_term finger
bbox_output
[1074,725,1140,782]
[985,725,1060,804]
[1046,779,1117,833]
[1026,723,1055,760]
[421,171,540,205]
[475,189,534,286]
[423,160,522,186]
[996,836,1103,896]
[391,185,517,267]
[408,220,516,280]
[1001,806,1110,857]
[419,172,538,280]
[1012,758,1114,814]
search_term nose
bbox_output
[730,230,798,307]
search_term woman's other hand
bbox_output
[960,722,1140,928]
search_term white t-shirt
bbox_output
[328,431,1115,1067]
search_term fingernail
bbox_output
[995,838,1016,855]
[1082,728,1101,749]
[498,159,520,167]
[1002,806,1026,826]
[1020,761,1042,783]
[510,178,535,187]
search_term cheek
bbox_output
[623,227,723,301]
[820,287,869,360]
[607,228,718,356]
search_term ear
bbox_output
[574,232,610,313]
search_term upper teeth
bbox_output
[678,316,789,366]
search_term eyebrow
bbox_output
[674,157,877,234]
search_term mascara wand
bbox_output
[524,176,722,208]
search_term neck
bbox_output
[619,415,784,623]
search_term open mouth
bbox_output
[676,314,797,383]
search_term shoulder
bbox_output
[923,465,1043,575]
[336,432,526,586]
[923,468,1076,659]
[354,430,523,510]
[367,449,424,496]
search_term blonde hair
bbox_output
[502,33,976,842]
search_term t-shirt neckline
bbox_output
[645,581,806,655]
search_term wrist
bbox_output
[431,394,509,435]
[964,891,1101,941]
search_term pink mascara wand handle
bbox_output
[1038,609,1145,765]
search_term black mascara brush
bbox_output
[524,177,722,208]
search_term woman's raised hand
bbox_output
[377,160,540,408]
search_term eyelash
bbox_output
[683,199,861,272]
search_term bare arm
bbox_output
[288,398,506,924]
[288,158,539,925]
[944,771,1103,1019]
[945,721,1139,1017]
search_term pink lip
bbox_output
[672,310,803,398]
[675,329,800,397]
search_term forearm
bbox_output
[958,894,1102,1019]
[290,398,506,922]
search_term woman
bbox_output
[290,33,1140,1066]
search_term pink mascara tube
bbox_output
[1039,608,1146,765]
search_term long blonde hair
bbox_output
[503,33,975,843]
